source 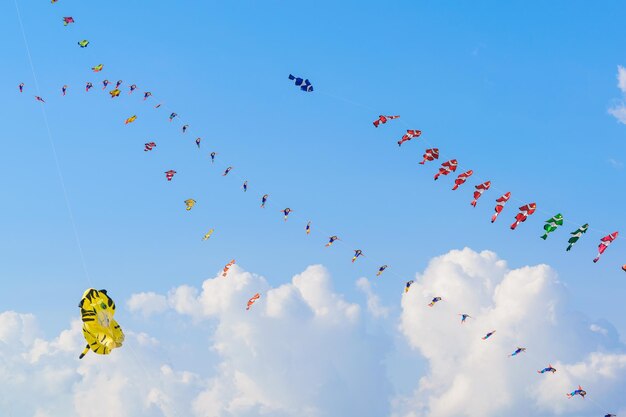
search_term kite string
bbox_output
[13,0,93,286]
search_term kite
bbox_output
[155,103,162,109]
[434,159,458,180]
[169,112,177,122]
[143,92,152,100]
[510,203,536,230]
[428,297,442,307]
[115,80,122,89]
[373,115,400,127]
[509,347,526,357]
[51,0,58,3]
[405,280,414,293]
[92,64,103,72]
[491,192,511,223]
[540,213,564,240]
[376,265,388,276]
[352,250,364,263]
[223,167,233,176]
[78,40,89,48]
[622,265,626,272]
[242,181,248,192]
[18,83,24,93]
[326,236,339,247]
[102,80,109,89]
[85,82,93,92]
[62,16,75,26]
[210,152,217,163]
[398,129,421,147]
[129,84,137,94]
[537,365,557,374]
[109,89,121,98]
[144,142,156,152]
[419,148,439,165]
[306,221,311,235]
[125,115,137,124]
[282,208,292,221]
[182,125,189,133]
[35,96,45,103]
[195,137,201,148]
[566,385,586,399]
[288,74,313,92]
[78,288,124,359]
[184,199,196,211]
[471,181,491,207]
[61,85,67,96]
[605,414,617,417]
[482,330,496,340]
[261,194,269,208]
[593,232,618,263]
[452,170,473,190]
[459,314,471,323]
[246,293,261,310]
[202,229,214,241]
[164,170,176,181]
[222,260,235,277]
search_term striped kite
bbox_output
[373,115,399,128]
[125,115,137,124]
[398,129,421,147]
[471,181,491,207]
[282,208,292,221]
[129,84,137,94]
[202,229,214,241]
[326,236,339,247]
[143,92,152,100]
[405,280,414,293]
[538,365,556,374]
[115,80,122,89]
[428,297,442,307]
[376,265,388,276]
[246,293,261,310]
[164,170,176,181]
[566,224,589,251]
[288,74,313,92]
[482,330,496,340]
[78,288,124,359]
[593,232,618,263]
[452,170,473,190]
[102,80,109,89]
[352,250,364,263]
[434,159,458,180]
[491,192,511,223]
[419,148,439,165]
[92,64,103,72]
[540,213,564,240]
[566,385,586,399]
[144,142,156,152]
[184,199,196,211]
[511,203,537,230]
[222,260,235,277]
[85,82,93,92]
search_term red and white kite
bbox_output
[510,203,537,230]
[434,159,458,180]
[452,170,473,190]
[471,181,491,207]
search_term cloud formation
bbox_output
[608,65,626,124]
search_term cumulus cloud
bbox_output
[608,65,626,124]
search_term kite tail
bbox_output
[452,184,459,191]
[428,302,434,307]
[540,234,548,240]
[471,200,477,207]
[434,173,441,180]
[566,244,572,251]
[79,345,90,359]
[510,221,519,230]
[352,257,357,263]
[593,256,600,263]
[288,74,295,80]
[491,213,498,223]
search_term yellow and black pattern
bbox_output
[78,288,124,359]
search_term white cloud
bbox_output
[608,65,626,124]
[617,65,626,93]
[356,277,390,318]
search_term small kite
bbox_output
[376,265,388,276]
[115,80,122,89]
[509,347,526,357]
[373,115,400,128]
[184,199,196,211]
[182,125,189,133]
[85,82,93,92]
[540,213,564,240]
[398,129,421,147]
[428,297,442,307]
[202,229,214,241]
[419,148,439,165]
[510,203,536,230]
[35,96,45,103]
[61,85,68,96]
[452,170,473,190]
[306,221,311,235]
[164,170,176,181]
[282,208,292,221]
[223,167,233,176]
[51,0,58,3]
[471,181,491,207]
[566,385,586,399]
[246,293,261,310]
[222,260,235,277]
[622,265,626,272]
[62,16,75,26]
[144,142,156,152]
[352,250,364,263]
[143,92,152,100]
[109,89,121,98]
[261,194,268,208]
[491,192,511,223]
[195,137,201,148]
[169,112,177,122]
[482,330,496,340]
[129,84,137,94]
[102,80,109,89]
[537,365,556,374]
[78,40,89,48]
[92,64,103,73]
[605,414,617,417]
[288,74,313,92]
[210,152,217,163]
[155,103,162,109]
[593,232,618,263]
[78,288,124,359]
[18,83,24,93]
[242,181,248,192]
[434,159,458,180]
[326,236,339,247]
[125,115,137,124]
[459,314,471,323]
[405,280,414,293]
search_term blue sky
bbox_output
[1,1,625,415]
